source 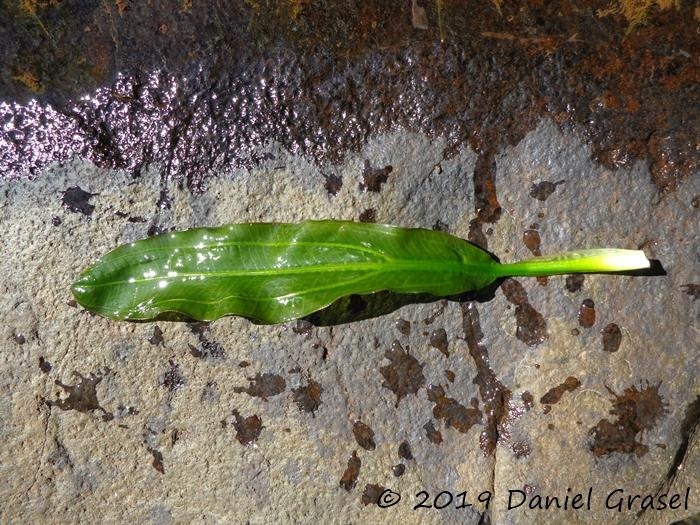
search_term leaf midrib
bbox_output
[78,258,494,289]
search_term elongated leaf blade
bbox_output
[72,221,499,323]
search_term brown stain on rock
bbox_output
[380,340,425,407]
[359,160,392,192]
[589,381,668,457]
[521,391,534,410]
[161,359,184,392]
[578,299,596,328]
[361,484,385,506]
[540,376,581,406]
[148,326,164,346]
[38,356,52,374]
[187,322,225,359]
[147,447,165,474]
[394,318,411,336]
[501,279,548,346]
[323,173,342,196]
[45,370,113,421]
[461,302,512,456]
[352,420,377,451]
[511,441,532,459]
[601,322,623,352]
[529,180,564,201]
[292,379,323,416]
[339,451,361,491]
[522,228,542,256]
[423,421,443,444]
[398,441,413,460]
[427,385,481,434]
[358,208,377,222]
[292,319,314,338]
[225,409,264,446]
[680,283,699,301]
[565,275,585,293]
[233,372,286,400]
[429,328,449,357]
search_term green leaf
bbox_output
[71,221,650,324]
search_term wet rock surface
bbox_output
[0,3,698,525]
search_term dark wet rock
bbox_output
[665,397,700,486]
[461,302,512,456]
